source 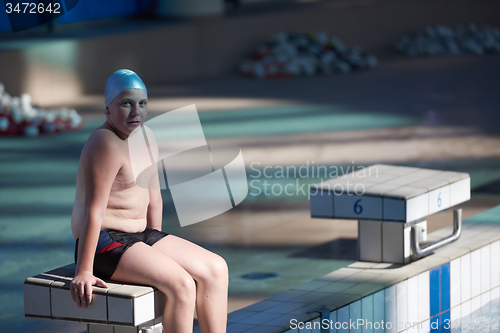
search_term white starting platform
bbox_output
[24,264,165,333]
[310,164,471,264]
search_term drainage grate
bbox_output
[241,272,279,280]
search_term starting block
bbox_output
[310,164,470,264]
[23,264,165,333]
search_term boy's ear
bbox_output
[104,107,110,115]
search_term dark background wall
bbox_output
[1,0,499,105]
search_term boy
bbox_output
[70,69,228,333]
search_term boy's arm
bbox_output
[145,126,163,231]
[71,132,122,308]
[147,186,163,231]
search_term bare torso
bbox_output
[71,126,150,240]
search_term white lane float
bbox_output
[0,83,83,137]
[239,31,378,79]
[396,23,500,57]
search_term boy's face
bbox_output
[105,89,148,137]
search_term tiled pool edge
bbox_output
[224,205,500,333]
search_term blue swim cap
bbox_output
[105,69,148,107]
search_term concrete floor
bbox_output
[2,54,500,332]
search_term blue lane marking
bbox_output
[441,263,451,312]
[430,263,451,333]
[430,267,441,317]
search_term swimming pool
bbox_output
[457,296,499,333]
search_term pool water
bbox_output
[452,296,500,333]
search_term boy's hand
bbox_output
[70,271,108,308]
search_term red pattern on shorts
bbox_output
[97,241,124,254]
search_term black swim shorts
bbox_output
[74,228,169,280]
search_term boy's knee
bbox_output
[214,255,229,277]
[169,274,196,303]
[205,254,229,283]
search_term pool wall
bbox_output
[224,205,500,333]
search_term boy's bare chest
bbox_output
[107,161,149,211]
[110,146,141,192]
[111,166,137,191]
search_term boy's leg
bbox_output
[151,235,228,333]
[110,242,196,333]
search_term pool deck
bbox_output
[2,54,500,332]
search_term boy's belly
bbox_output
[72,185,150,238]
[72,206,149,239]
[102,183,150,231]
[101,209,148,233]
